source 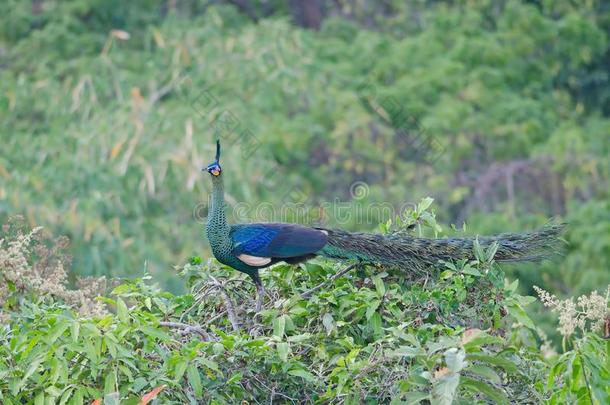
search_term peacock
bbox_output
[203,141,564,309]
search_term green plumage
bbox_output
[318,225,565,269]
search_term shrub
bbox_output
[1,209,555,404]
[534,285,610,404]
[0,216,107,323]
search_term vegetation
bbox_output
[1,0,609,402]
[2,210,608,403]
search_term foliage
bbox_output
[534,284,610,404]
[1,1,609,304]
[1,0,610,401]
[1,209,607,403]
[0,216,107,322]
[545,334,610,404]
[0,243,537,402]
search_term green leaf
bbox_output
[116,298,129,323]
[72,388,84,405]
[369,312,382,336]
[49,321,69,342]
[59,387,74,405]
[417,197,434,212]
[487,266,504,289]
[132,377,147,393]
[467,354,518,374]
[104,371,117,395]
[187,364,202,398]
[103,392,120,405]
[473,238,485,262]
[287,333,311,343]
[505,279,519,293]
[445,348,466,373]
[288,368,316,382]
[70,322,80,342]
[432,372,459,405]
[140,325,173,341]
[45,386,62,398]
[105,337,117,359]
[485,241,499,261]
[322,313,334,335]
[82,323,102,337]
[402,391,431,405]
[227,372,243,384]
[388,346,421,358]
[277,342,290,362]
[111,284,131,295]
[153,297,168,314]
[366,299,381,320]
[462,331,504,350]
[273,314,286,338]
[200,358,220,373]
[506,302,535,329]
[467,364,501,384]
[174,359,188,382]
[34,391,44,405]
[372,275,386,296]
[118,364,133,381]
[462,266,481,277]
[461,376,509,404]
[516,294,537,306]
[14,356,43,394]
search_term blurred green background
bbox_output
[1,0,609,337]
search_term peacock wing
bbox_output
[230,223,328,261]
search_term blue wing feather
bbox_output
[230,223,327,258]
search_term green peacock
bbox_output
[204,141,564,308]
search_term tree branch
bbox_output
[159,321,214,341]
[210,275,241,332]
[301,263,358,298]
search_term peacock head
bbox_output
[204,140,222,177]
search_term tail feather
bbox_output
[318,224,566,269]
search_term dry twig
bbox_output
[159,321,214,341]
[210,275,241,332]
[301,263,358,298]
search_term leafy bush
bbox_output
[1,261,538,403]
[534,286,610,404]
[2,208,607,403]
[2,1,609,402]
[0,216,107,322]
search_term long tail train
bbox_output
[318,224,566,269]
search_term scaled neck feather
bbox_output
[207,175,229,237]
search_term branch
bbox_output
[209,275,241,332]
[203,309,227,326]
[159,321,214,341]
[301,263,358,299]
